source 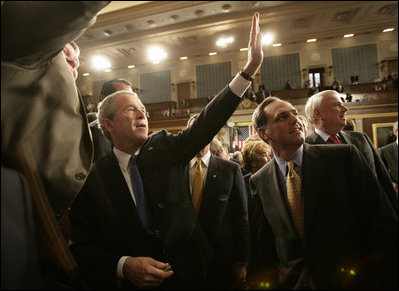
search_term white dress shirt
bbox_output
[315,128,337,143]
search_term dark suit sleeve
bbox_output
[1,1,110,64]
[362,133,398,212]
[1,166,43,290]
[146,86,242,167]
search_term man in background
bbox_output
[305,90,398,213]
[186,115,249,289]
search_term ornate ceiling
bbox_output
[76,1,398,73]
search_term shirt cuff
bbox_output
[229,73,252,98]
[117,256,129,279]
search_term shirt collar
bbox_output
[315,128,335,142]
[113,147,140,171]
[190,150,211,168]
[274,144,303,177]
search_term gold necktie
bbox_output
[286,161,304,239]
[192,159,204,214]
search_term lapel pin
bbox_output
[213,174,217,178]
[147,146,154,151]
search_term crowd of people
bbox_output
[1,2,398,290]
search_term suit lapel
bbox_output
[340,130,352,145]
[199,155,216,215]
[257,160,292,229]
[307,131,325,144]
[202,155,215,200]
[101,154,141,230]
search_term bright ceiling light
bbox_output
[216,36,234,47]
[209,52,217,56]
[240,48,248,51]
[105,69,111,72]
[344,34,354,38]
[262,33,274,45]
[307,38,317,43]
[180,56,188,60]
[82,73,90,76]
[128,65,135,68]
[383,28,395,32]
[272,43,281,47]
[148,46,167,62]
[92,56,111,70]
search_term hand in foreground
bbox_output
[123,257,173,288]
[243,12,263,78]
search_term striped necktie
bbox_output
[329,134,341,144]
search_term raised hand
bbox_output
[243,12,263,78]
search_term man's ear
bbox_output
[313,108,321,120]
[101,118,113,133]
[257,127,270,143]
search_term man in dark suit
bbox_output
[380,121,398,192]
[249,97,398,290]
[69,12,263,289]
[304,90,398,213]
[186,117,250,289]
[90,78,133,163]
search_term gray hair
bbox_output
[210,138,224,156]
[97,90,138,141]
[305,90,341,124]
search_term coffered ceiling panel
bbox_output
[76,1,398,73]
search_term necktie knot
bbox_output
[329,134,341,144]
[287,161,295,177]
[196,158,202,169]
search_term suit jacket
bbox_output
[250,144,398,289]
[90,119,113,163]
[379,141,398,184]
[70,85,243,289]
[1,1,109,218]
[186,155,249,289]
[306,130,398,212]
[1,166,43,290]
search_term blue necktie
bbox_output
[129,155,149,229]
